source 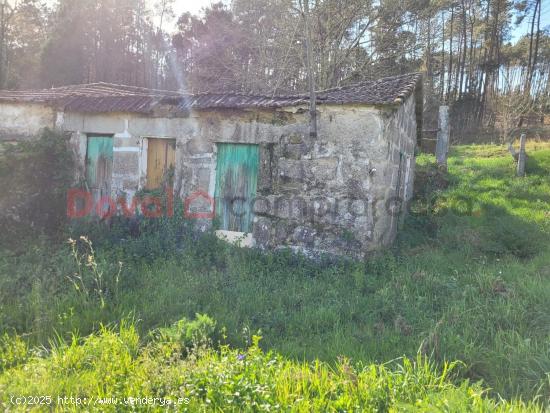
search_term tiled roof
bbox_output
[318,73,422,105]
[0,73,421,113]
[165,93,310,110]
[0,83,181,113]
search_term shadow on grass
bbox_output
[525,152,549,176]
[403,202,547,258]
[404,159,548,260]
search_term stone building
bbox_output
[0,73,423,257]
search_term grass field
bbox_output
[0,142,549,410]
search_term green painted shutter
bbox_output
[86,136,113,207]
[214,143,259,232]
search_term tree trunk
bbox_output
[458,0,467,100]
[446,5,454,102]
[440,11,446,100]
[525,0,540,93]
[529,0,542,93]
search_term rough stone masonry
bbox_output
[0,73,423,258]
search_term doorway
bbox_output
[214,143,259,233]
[86,135,113,209]
[146,138,176,190]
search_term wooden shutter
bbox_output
[214,143,259,233]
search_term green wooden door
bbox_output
[86,136,113,209]
[214,143,259,232]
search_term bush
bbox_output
[0,332,28,371]
[154,314,217,350]
[68,187,200,262]
[0,128,74,250]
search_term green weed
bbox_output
[0,143,549,405]
[0,320,541,412]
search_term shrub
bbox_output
[0,332,28,371]
[0,128,74,250]
[153,314,217,350]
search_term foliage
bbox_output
[0,143,549,405]
[40,0,160,88]
[0,128,75,251]
[2,0,549,141]
[0,332,28,372]
[67,236,122,309]
[0,320,540,412]
[153,313,217,350]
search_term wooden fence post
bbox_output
[517,133,527,177]
[436,106,450,168]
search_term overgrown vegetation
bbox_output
[0,142,549,409]
[0,129,74,250]
[0,319,541,412]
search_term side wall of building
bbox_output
[376,94,418,246]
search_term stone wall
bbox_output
[377,94,418,247]
[4,95,418,257]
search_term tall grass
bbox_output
[0,143,549,404]
[0,320,541,412]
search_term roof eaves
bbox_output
[0,73,423,111]
[392,73,422,104]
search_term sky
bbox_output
[511,1,550,43]
[170,0,214,17]
[153,0,220,31]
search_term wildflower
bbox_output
[237,354,245,361]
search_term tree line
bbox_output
[0,0,548,140]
